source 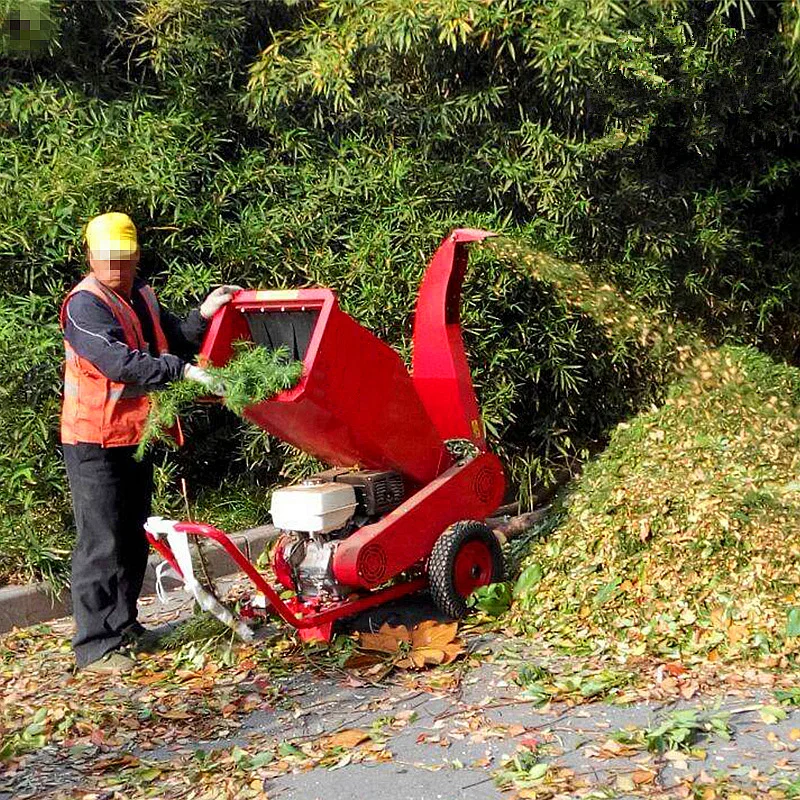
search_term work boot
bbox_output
[123,622,168,653]
[82,650,136,674]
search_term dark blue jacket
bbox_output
[63,278,207,387]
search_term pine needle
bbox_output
[136,343,303,459]
[160,611,232,648]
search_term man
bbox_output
[61,212,240,674]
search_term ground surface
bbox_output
[3,577,800,799]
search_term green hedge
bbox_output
[1,0,799,587]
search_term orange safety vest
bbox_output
[60,275,175,447]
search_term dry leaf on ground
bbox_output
[345,620,465,673]
[325,729,371,749]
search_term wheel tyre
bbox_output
[428,520,504,619]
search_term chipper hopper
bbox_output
[145,229,506,641]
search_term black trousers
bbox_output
[63,443,153,667]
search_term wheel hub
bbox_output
[453,540,493,597]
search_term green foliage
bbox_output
[513,661,634,705]
[0,707,47,761]
[775,687,800,706]
[124,0,248,92]
[788,608,800,638]
[1,0,56,56]
[160,610,233,649]
[468,582,513,617]
[782,776,800,800]
[494,747,550,791]
[246,0,800,352]
[0,80,227,295]
[0,294,71,589]
[615,708,732,753]
[514,563,543,597]
[136,344,302,457]
[758,705,788,725]
[219,344,303,416]
[2,0,800,584]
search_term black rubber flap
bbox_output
[244,310,318,361]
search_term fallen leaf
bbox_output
[616,774,636,792]
[344,652,388,670]
[329,753,352,770]
[632,769,656,785]
[759,706,788,725]
[160,710,193,720]
[595,738,639,758]
[350,620,464,672]
[91,754,140,772]
[727,624,748,645]
[326,729,370,749]
[399,647,446,669]
[359,625,409,654]
[411,620,458,648]
[680,681,699,700]
[135,671,170,685]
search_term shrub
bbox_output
[2,0,800,585]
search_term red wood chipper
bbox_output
[145,229,506,642]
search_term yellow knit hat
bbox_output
[85,212,139,259]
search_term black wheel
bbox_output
[428,520,504,619]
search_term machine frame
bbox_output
[145,229,505,641]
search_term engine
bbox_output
[270,470,404,599]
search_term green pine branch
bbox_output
[135,343,303,460]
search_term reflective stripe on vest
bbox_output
[60,275,170,447]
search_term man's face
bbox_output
[88,252,139,297]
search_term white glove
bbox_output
[183,364,225,396]
[200,285,243,320]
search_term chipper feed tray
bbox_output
[145,229,506,641]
